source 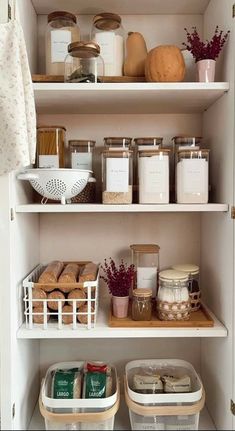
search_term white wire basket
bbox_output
[23,264,99,330]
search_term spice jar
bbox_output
[69,140,95,171]
[65,41,104,83]
[176,149,210,203]
[102,150,133,204]
[157,270,191,321]
[134,137,163,151]
[91,13,124,76]
[138,149,170,204]
[130,244,160,297]
[172,264,200,312]
[104,137,132,151]
[46,11,80,75]
[132,288,152,321]
[36,126,66,168]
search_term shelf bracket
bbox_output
[231,400,235,415]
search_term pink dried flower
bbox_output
[101,258,135,297]
[183,26,230,62]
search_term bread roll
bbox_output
[68,289,86,309]
[38,261,64,287]
[33,305,50,324]
[48,290,65,310]
[77,303,95,325]
[32,288,47,308]
[79,263,98,282]
[59,263,80,283]
[62,305,74,325]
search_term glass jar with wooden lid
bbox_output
[46,11,80,75]
[104,137,132,151]
[132,288,152,321]
[65,41,104,83]
[36,126,66,168]
[134,137,163,151]
[172,264,200,311]
[130,244,160,297]
[102,150,133,204]
[69,140,95,171]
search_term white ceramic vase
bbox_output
[197,59,216,83]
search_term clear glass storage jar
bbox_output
[157,270,191,321]
[102,150,133,204]
[36,126,66,168]
[91,13,124,76]
[65,41,104,83]
[172,264,201,312]
[130,244,160,297]
[138,149,170,204]
[69,140,95,171]
[104,137,132,151]
[134,137,163,151]
[176,149,210,203]
[132,288,152,321]
[46,11,80,75]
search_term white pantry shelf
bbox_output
[33,82,229,114]
[15,203,229,214]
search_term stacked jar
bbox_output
[102,150,133,204]
[130,244,160,298]
[36,126,66,168]
[69,140,96,203]
[172,264,201,311]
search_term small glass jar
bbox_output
[130,244,160,297]
[172,264,200,312]
[36,126,66,168]
[69,140,95,171]
[104,137,132,151]
[132,288,152,321]
[138,149,170,204]
[46,11,80,75]
[102,150,133,204]
[65,41,104,83]
[91,13,124,76]
[134,137,163,151]
[157,270,191,321]
[176,149,210,203]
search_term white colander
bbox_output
[18,169,92,204]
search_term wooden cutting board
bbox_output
[109,303,214,328]
[32,74,146,83]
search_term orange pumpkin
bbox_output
[145,45,186,82]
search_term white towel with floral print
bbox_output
[0,16,36,175]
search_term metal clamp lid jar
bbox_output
[172,264,201,312]
[132,288,152,321]
[65,41,104,83]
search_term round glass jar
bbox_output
[65,41,104,83]
[69,140,95,171]
[46,11,80,75]
[172,264,200,312]
[36,126,66,168]
[138,149,170,204]
[176,149,210,204]
[132,288,152,321]
[104,137,132,151]
[102,150,133,204]
[157,270,191,321]
[91,13,124,76]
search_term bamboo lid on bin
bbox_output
[130,244,160,254]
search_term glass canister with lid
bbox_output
[46,11,80,75]
[65,41,104,83]
[134,137,163,151]
[102,150,133,204]
[69,140,95,171]
[104,137,132,151]
[132,288,152,321]
[36,126,66,168]
[130,244,160,298]
[157,269,191,321]
[91,13,124,76]
[172,264,201,311]
[176,149,210,203]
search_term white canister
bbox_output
[181,49,196,82]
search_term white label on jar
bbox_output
[181,159,208,194]
[71,153,92,170]
[95,32,115,64]
[137,267,157,296]
[143,157,168,193]
[39,155,59,168]
[136,422,165,430]
[106,158,129,192]
[51,30,71,63]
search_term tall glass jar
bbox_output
[157,270,191,321]
[132,288,152,321]
[104,137,132,151]
[172,264,200,312]
[138,149,170,204]
[65,42,104,83]
[36,126,66,168]
[91,13,124,76]
[46,11,80,75]
[176,149,210,203]
[102,150,133,204]
[69,140,95,171]
[130,244,160,297]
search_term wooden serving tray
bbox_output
[109,303,214,328]
[32,74,146,83]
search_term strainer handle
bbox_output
[17,172,39,180]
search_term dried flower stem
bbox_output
[101,258,135,297]
[183,26,230,62]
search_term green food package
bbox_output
[52,368,81,399]
[84,363,111,399]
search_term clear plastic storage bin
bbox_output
[125,359,205,431]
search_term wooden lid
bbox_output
[37,125,66,131]
[48,11,77,24]
[177,149,210,156]
[68,41,100,58]
[130,244,160,254]
[172,264,199,275]
[138,149,170,157]
[172,136,202,144]
[69,140,96,147]
[133,288,152,297]
[159,269,188,282]
[93,13,121,30]
[134,137,163,145]
[104,137,132,144]
[102,150,133,156]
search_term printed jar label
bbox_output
[181,159,208,194]
[39,155,59,168]
[95,32,115,64]
[51,30,71,63]
[136,422,165,430]
[71,153,92,170]
[137,267,157,296]
[53,369,78,399]
[142,156,169,193]
[106,158,129,192]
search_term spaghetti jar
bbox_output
[130,244,160,297]
[36,126,66,168]
[65,41,104,83]
[104,137,132,151]
[69,140,95,171]
[102,150,133,204]
[172,264,200,311]
[46,11,80,75]
[91,13,124,76]
[132,288,152,321]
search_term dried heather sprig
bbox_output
[101,258,135,297]
[183,26,230,62]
